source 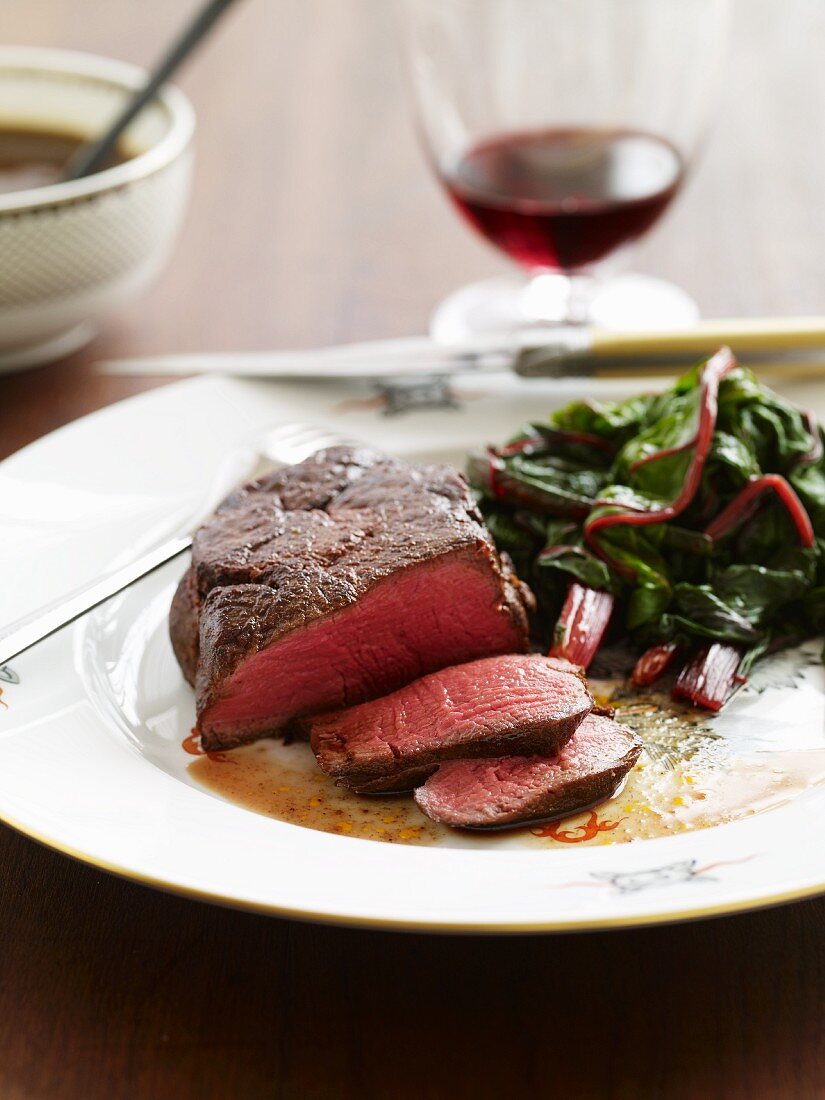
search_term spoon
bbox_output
[62,0,245,182]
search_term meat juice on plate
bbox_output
[188,684,825,848]
[440,127,684,270]
[189,739,442,845]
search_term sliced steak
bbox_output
[307,654,593,793]
[413,714,642,830]
[169,446,534,751]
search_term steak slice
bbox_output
[413,714,642,830]
[307,654,593,793]
[169,446,534,751]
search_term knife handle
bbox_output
[590,317,825,359]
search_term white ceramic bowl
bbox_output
[0,47,195,373]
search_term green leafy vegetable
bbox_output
[470,349,825,706]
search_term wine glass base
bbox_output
[429,273,700,344]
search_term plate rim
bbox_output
[3,802,823,933]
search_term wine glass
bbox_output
[400,0,732,342]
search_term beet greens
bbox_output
[470,348,825,709]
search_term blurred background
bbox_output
[4,0,825,358]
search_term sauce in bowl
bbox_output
[0,126,130,194]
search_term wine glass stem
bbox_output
[520,272,599,327]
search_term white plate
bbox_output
[2,371,824,932]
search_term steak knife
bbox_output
[97,317,825,380]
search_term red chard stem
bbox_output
[671,643,743,711]
[549,583,615,670]
[631,642,681,688]
[704,474,815,547]
[585,347,739,560]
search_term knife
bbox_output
[97,317,825,380]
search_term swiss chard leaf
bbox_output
[627,580,672,632]
[728,496,801,564]
[790,450,825,536]
[482,510,538,555]
[537,546,614,591]
[670,584,763,644]
[506,454,607,503]
[611,380,701,501]
[704,430,760,488]
[513,424,617,468]
[711,561,812,624]
[803,585,825,631]
[468,451,594,515]
[550,394,654,447]
[537,518,614,591]
[717,370,813,471]
[586,519,672,628]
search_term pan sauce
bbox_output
[189,738,443,845]
[188,693,825,847]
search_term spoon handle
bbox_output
[63,0,244,182]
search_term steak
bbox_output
[307,654,593,793]
[169,446,534,750]
[413,714,642,830]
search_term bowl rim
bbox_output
[0,45,195,214]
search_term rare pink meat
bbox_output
[197,558,530,749]
[306,654,593,792]
[414,714,642,829]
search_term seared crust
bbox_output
[341,765,439,795]
[168,446,534,737]
[168,566,199,687]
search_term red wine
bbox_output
[441,128,684,272]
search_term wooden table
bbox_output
[1,2,824,1096]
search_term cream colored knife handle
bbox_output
[590,317,825,358]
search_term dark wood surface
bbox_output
[1,2,824,1097]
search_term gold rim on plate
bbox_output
[3,807,823,933]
